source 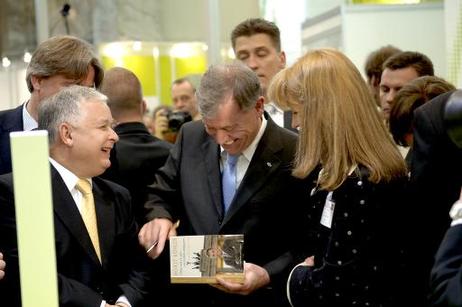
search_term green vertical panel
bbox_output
[122,55,156,96]
[101,55,157,96]
[159,55,173,105]
[10,131,58,307]
[175,55,207,78]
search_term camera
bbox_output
[167,111,192,133]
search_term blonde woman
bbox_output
[268,48,415,306]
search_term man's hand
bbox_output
[154,110,169,140]
[303,256,314,266]
[138,218,174,259]
[213,262,270,295]
[0,252,5,280]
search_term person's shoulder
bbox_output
[93,176,130,198]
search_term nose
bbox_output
[386,90,396,103]
[214,129,232,146]
[110,128,119,142]
[246,54,259,70]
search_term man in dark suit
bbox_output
[231,18,295,132]
[0,35,103,175]
[138,63,306,306]
[0,86,149,307]
[411,90,462,304]
[429,188,462,307]
[99,67,172,225]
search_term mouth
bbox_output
[101,146,113,154]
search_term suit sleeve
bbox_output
[144,128,185,223]
[430,225,462,307]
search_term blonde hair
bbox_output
[268,48,406,190]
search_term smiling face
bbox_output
[234,33,286,97]
[66,100,119,177]
[203,96,264,155]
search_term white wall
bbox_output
[343,3,446,79]
[0,67,28,111]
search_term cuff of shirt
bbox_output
[116,295,132,307]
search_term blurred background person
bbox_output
[379,51,434,122]
[99,67,172,225]
[269,48,415,307]
[364,45,402,107]
[171,77,200,121]
[389,76,455,166]
[0,35,103,175]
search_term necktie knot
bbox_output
[76,178,92,195]
[227,154,239,167]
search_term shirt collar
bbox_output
[22,101,38,131]
[220,115,267,162]
[49,158,91,191]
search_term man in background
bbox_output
[231,18,295,131]
[171,78,200,121]
[379,51,434,121]
[99,67,172,224]
[0,35,103,175]
[0,85,150,306]
[364,45,401,106]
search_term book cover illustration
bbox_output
[169,234,244,283]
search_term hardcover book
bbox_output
[169,234,245,284]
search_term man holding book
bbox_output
[139,62,307,306]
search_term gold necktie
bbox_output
[75,178,101,263]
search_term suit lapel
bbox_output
[222,118,283,225]
[201,138,224,218]
[92,179,115,267]
[51,168,101,265]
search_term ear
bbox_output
[255,96,265,116]
[59,122,74,146]
[279,51,286,69]
[31,75,43,92]
[141,99,147,115]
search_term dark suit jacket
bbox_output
[101,122,172,224]
[410,90,462,300]
[430,224,462,307]
[145,115,308,306]
[0,166,150,307]
[0,105,23,175]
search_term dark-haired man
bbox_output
[231,18,295,131]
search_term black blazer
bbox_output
[145,115,308,306]
[0,105,23,175]
[101,122,172,224]
[430,224,462,307]
[0,166,150,307]
[410,90,462,299]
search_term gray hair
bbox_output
[197,62,261,118]
[38,85,107,144]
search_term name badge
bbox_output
[320,191,335,229]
